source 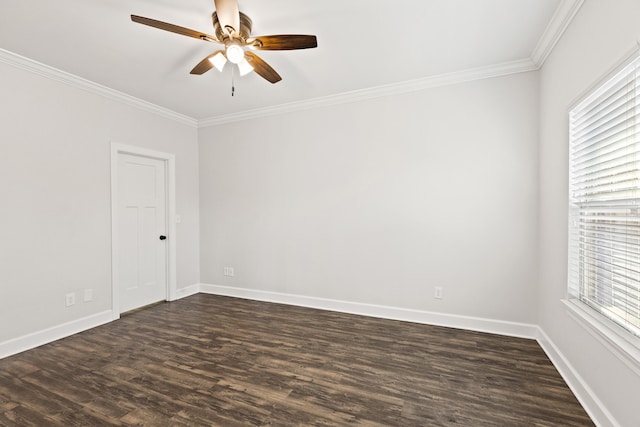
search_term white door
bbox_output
[117,153,167,313]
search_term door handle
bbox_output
[159,235,167,240]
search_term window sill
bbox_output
[562,299,640,376]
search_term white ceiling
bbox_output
[0,0,572,122]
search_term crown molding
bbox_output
[201,0,586,130]
[531,0,584,67]
[198,58,538,128]
[0,48,197,128]
[2,0,581,132]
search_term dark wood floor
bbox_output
[0,294,593,426]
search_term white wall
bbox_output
[0,61,200,343]
[199,71,539,325]
[538,1,640,426]
[1,3,636,422]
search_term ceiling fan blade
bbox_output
[253,35,318,50]
[245,52,282,84]
[214,0,240,36]
[190,50,225,75]
[131,15,217,42]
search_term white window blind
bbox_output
[569,54,640,338]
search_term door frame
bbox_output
[110,142,177,319]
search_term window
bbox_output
[569,54,640,339]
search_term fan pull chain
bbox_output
[231,65,235,97]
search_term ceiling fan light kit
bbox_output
[225,44,245,64]
[130,0,317,86]
[236,59,254,76]
[209,52,227,72]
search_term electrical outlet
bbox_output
[228,267,234,277]
[224,267,235,277]
[84,289,93,302]
[65,292,76,307]
[434,286,443,300]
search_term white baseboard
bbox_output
[536,327,619,427]
[0,310,113,360]
[0,282,204,360]
[0,282,616,427]
[198,283,538,339]
[173,283,200,300]
[200,283,619,425]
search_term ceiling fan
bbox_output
[131,0,318,84]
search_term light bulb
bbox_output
[237,58,254,76]
[226,45,245,64]
[208,52,227,72]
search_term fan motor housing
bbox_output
[212,11,253,41]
